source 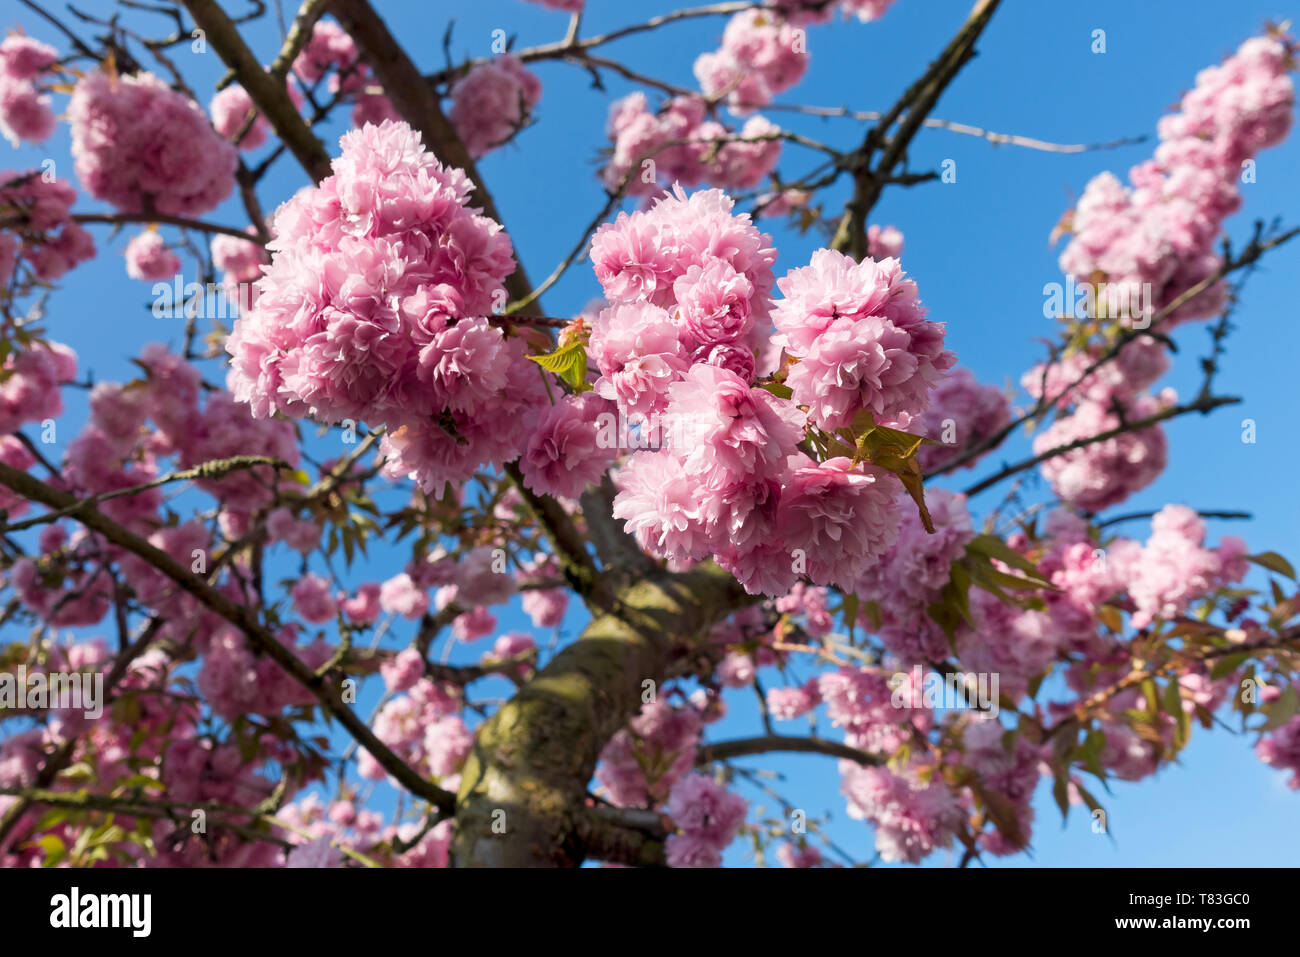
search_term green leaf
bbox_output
[34,808,74,831]
[1073,781,1107,820]
[967,534,1054,586]
[527,340,591,394]
[90,824,127,847]
[1162,678,1183,716]
[112,774,165,793]
[826,413,937,532]
[757,380,793,400]
[1052,770,1071,821]
[1209,651,1250,680]
[1248,551,1296,581]
[861,599,882,630]
[32,834,66,867]
[1081,729,1107,779]
[840,592,859,638]
[1258,683,1300,732]
[973,782,1026,851]
[1174,697,1191,750]
[927,563,974,649]
[1141,679,1159,715]
[971,561,1049,593]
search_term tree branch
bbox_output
[1096,508,1251,530]
[181,0,333,182]
[0,454,288,535]
[697,734,882,767]
[831,0,1003,256]
[927,223,1300,479]
[326,0,538,310]
[71,212,264,242]
[452,562,756,866]
[0,461,456,814]
[961,393,1241,498]
[765,102,1146,154]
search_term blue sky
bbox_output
[4,0,1298,866]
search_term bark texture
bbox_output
[452,563,752,866]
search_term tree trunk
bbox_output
[451,563,751,866]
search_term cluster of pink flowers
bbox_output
[124,230,180,281]
[903,366,1010,474]
[291,573,338,623]
[211,229,268,309]
[517,553,569,627]
[589,185,775,391]
[772,248,954,430]
[435,544,520,609]
[0,35,58,146]
[601,92,782,196]
[0,626,414,867]
[960,720,1043,856]
[884,501,1244,723]
[755,186,809,219]
[1059,31,1295,327]
[338,544,528,646]
[854,488,974,664]
[378,572,428,620]
[867,223,904,260]
[814,666,1032,859]
[1032,389,1172,512]
[766,680,821,719]
[1256,685,1300,789]
[1106,505,1248,628]
[1052,655,1205,783]
[0,339,76,434]
[519,391,618,498]
[198,622,332,721]
[840,760,962,863]
[292,19,358,84]
[0,171,96,292]
[4,343,302,641]
[592,187,950,596]
[819,664,931,752]
[210,84,265,150]
[776,842,823,866]
[355,675,468,785]
[694,9,809,113]
[292,19,397,129]
[227,119,548,491]
[209,78,305,151]
[597,698,702,807]
[1022,336,1169,411]
[773,580,835,635]
[0,435,36,516]
[181,399,300,532]
[1021,334,1174,510]
[0,628,316,863]
[68,69,238,216]
[957,587,1067,701]
[714,611,784,687]
[1014,507,1250,783]
[1018,510,1117,655]
[449,55,542,158]
[665,772,748,867]
[0,637,285,867]
[277,793,454,868]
